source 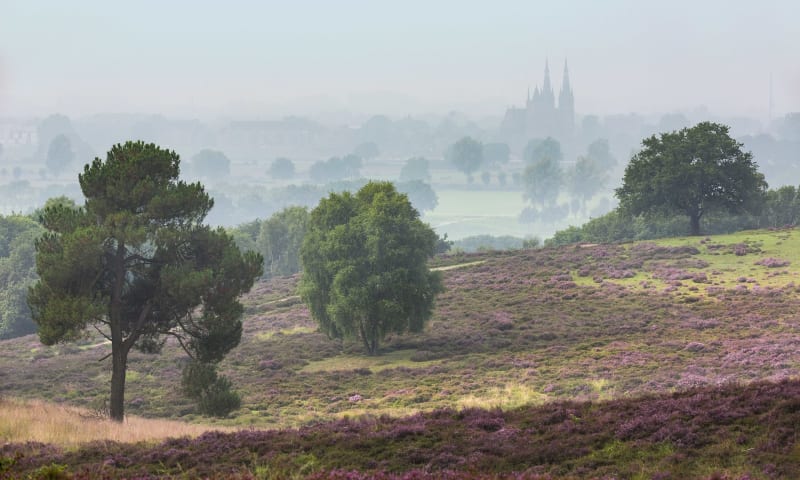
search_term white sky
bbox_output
[1,0,798,119]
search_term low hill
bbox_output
[1,228,800,477]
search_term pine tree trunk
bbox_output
[109,342,127,422]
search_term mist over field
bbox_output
[1,0,799,243]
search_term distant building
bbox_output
[501,59,575,143]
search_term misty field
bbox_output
[423,188,532,239]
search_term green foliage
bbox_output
[300,181,443,354]
[181,361,241,417]
[760,185,800,227]
[453,234,525,253]
[268,157,295,179]
[398,157,430,183]
[447,136,483,182]
[258,206,309,278]
[27,141,262,421]
[0,215,44,339]
[616,122,767,235]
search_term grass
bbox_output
[0,396,232,448]
[300,349,441,374]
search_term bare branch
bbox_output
[92,323,112,341]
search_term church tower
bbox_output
[558,60,575,135]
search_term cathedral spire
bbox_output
[561,59,572,96]
[542,58,552,95]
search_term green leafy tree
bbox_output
[447,137,483,182]
[0,215,44,339]
[300,181,443,355]
[760,185,800,227]
[398,157,430,183]
[616,122,767,235]
[269,157,295,179]
[45,134,75,176]
[258,206,309,278]
[28,141,263,421]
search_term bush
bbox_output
[197,376,241,417]
[182,361,241,417]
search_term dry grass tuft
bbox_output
[0,396,233,448]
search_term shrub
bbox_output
[197,376,241,417]
[182,361,241,417]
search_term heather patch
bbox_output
[2,229,800,432]
[3,380,800,478]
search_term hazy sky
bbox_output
[1,0,798,119]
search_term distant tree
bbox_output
[28,141,263,421]
[481,171,491,186]
[448,136,483,182]
[435,233,453,254]
[586,139,617,171]
[523,156,563,208]
[567,156,608,215]
[310,155,362,183]
[523,137,562,165]
[760,185,800,227]
[396,180,438,212]
[45,134,75,176]
[482,142,510,167]
[339,154,363,178]
[300,182,443,355]
[0,215,43,339]
[258,206,309,278]
[0,143,4,159]
[353,142,380,161]
[190,149,231,179]
[12,166,21,179]
[616,122,767,235]
[399,157,431,183]
[269,157,295,179]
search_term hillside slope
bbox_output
[1,229,799,432]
